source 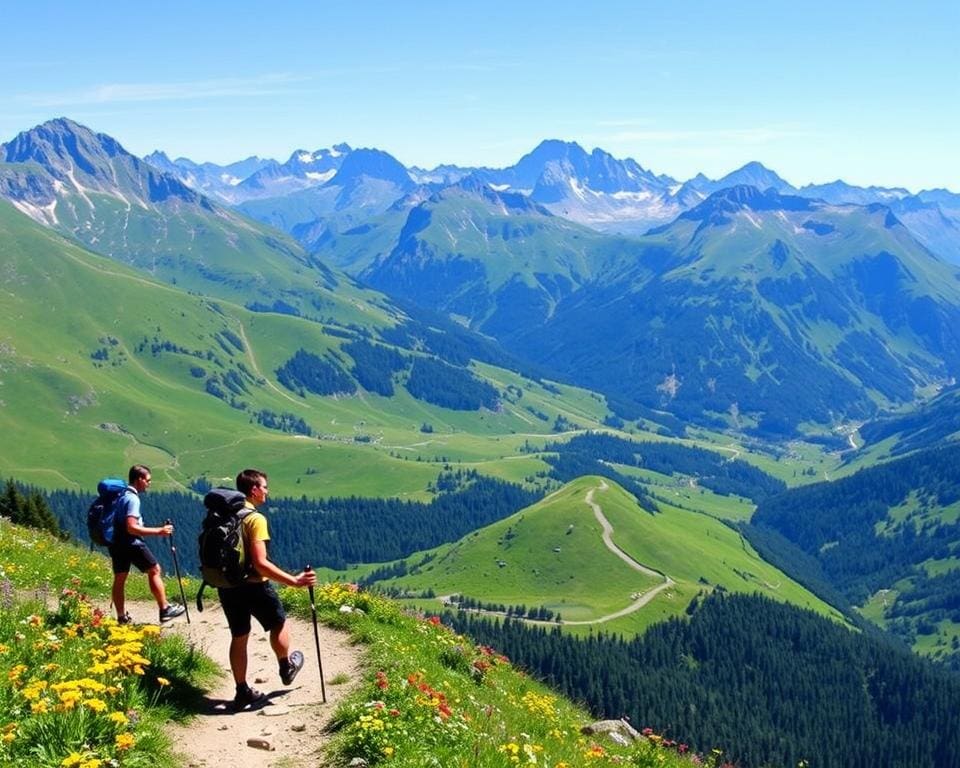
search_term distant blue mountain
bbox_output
[677,161,795,200]
[327,148,414,193]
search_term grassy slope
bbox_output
[0,519,705,768]
[0,200,613,495]
[375,477,842,637]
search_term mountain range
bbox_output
[143,134,960,266]
[3,118,960,440]
[2,116,959,768]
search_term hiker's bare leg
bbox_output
[269,620,291,661]
[229,634,249,685]
[146,564,168,609]
[112,572,128,618]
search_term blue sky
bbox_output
[2,1,957,191]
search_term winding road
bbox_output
[446,480,675,627]
[558,481,674,625]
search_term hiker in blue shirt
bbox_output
[109,464,186,624]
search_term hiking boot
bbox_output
[159,603,186,623]
[233,685,267,711]
[117,612,133,625]
[280,650,305,685]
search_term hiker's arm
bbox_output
[248,538,316,587]
[125,517,173,537]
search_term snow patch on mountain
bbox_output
[10,198,59,226]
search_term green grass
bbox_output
[0,519,216,768]
[857,589,897,627]
[0,200,620,496]
[0,519,730,768]
[390,481,664,621]
[364,477,843,638]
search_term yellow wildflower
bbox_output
[61,753,83,768]
[156,677,170,687]
[76,678,107,692]
[21,680,48,700]
[83,698,108,713]
[115,732,135,751]
[108,711,128,726]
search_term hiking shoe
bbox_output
[159,603,186,623]
[232,685,267,711]
[280,650,305,685]
[117,612,133,625]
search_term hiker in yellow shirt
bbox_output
[217,468,316,710]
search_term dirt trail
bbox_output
[558,481,674,625]
[441,481,675,627]
[124,599,361,767]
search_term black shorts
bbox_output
[217,581,286,637]
[108,540,159,574]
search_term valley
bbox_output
[1,113,959,768]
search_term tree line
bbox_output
[32,469,540,574]
[0,480,62,538]
[543,432,787,505]
[445,591,960,768]
[745,443,960,666]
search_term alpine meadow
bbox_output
[2,5,960,767]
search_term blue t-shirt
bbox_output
[113,487,143,544]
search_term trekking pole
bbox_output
[165,519,191,624]
[305,565,327,703]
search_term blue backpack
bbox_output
[87,478,128,546]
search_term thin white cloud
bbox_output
[19,73,311,107]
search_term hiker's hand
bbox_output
[159,523,174,536]
[294,570,317,588]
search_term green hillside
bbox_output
[332,182,649,336]
[851,382,960,464]
[0,518,710,768]
[5,517,960,768]
[748,443,960,669]
[514,188,960,434]
[368,476,842,636]
[0,200,612,494]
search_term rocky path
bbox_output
[126,599,362,767]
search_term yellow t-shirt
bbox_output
[241,503,270,583]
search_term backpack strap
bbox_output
[111,487,134,543]
[237,507,255,579]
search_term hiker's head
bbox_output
[237,469,269,502]
[128,464,152,492]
